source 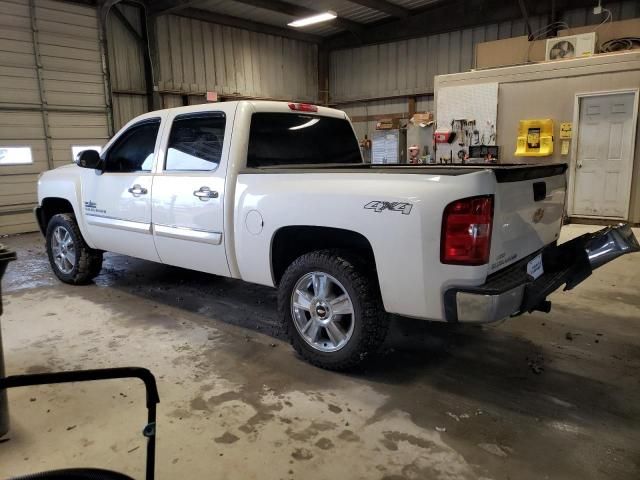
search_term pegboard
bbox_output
[436,82,499,162]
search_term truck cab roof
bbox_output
[136,100,348,123]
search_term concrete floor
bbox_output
[0,225,639,480]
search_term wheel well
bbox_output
[38,197,74,234]
[271,226,376,285]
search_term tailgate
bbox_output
[488,164,567,274]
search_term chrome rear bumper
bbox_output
[454,286,525,323]
[445,224,639,323]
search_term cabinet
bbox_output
[372,129,406,164]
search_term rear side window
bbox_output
[166,113,226,171]
[247,113,362,167]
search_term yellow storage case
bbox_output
[515,119,554,157]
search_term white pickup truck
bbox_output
[36,101,639,370]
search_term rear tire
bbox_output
[278,250,388,371]
[46,213,103,285]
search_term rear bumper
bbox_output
[444,224,639,323]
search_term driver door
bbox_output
[80,117,163,261]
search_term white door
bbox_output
[572,92,637,218]
[151,108,233,276]
[80,118,162,262]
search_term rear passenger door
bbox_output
[151,108,233,276]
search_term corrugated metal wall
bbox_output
[335,1,639,141]
[106,3,148,130]
[331,1,639,103]
[155,14,318,102]
[106,11,320,128]
[342,97,433,139]
[0,0,110,235]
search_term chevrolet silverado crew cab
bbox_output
[35,101,639,370]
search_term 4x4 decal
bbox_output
[364,201,413,215]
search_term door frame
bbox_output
[567,88,639,220]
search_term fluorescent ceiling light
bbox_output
[289,118,320,130]
[288,11,337,28]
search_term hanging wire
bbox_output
[595,7,613,32]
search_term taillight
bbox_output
[441,195,494,265]
[288,102,318,112]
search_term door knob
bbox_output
[193,186,219,201]
[128,184,148,196]
[577,162,583,169]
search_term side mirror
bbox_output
[76,150,101,169]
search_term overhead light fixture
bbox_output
[288,11,337,28]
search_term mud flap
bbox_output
[519,224,639,314]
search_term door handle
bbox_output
[128,184,148,197]
[193,186,219,201]
[577,162,583,169]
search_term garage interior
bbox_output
[1,0,640,479]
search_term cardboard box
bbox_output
[376,118,401,130]
[410,112,434,125]
[474,18,640,69]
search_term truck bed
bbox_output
[240,163,568,182]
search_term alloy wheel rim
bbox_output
[291,271,355,352]
[51,225,76,274]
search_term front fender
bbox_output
[37,165,95,248]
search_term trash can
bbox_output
[0,243,16,437]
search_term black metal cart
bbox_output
[1,245,159,480]
[1,368,159,480]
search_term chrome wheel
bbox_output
[51,225,76,274]
[291,271,355,352]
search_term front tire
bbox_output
[46,213,103,285]
[279,250,388,371]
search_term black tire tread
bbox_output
[46,213,103,285]
[279,249,388,371]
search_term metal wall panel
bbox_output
[0,0,43,234]
[48,112,110,168]
[330,1,639,103]
[162,94,184,109]
[0,0,110,234]
[107,5,145,93]
[113,94,148,130]
[155,14,318,102]
[106,3,148,130]
[341,95,434,142]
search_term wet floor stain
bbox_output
[314,437,334,450]
[291,448,313,461]
[214,432,240,444]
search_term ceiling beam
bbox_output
[324,0,600,50]
[149,0,208,16]
[345,0,410,19]
[174,7,323,43]
[230,0,364,35]
[111,4,143,43]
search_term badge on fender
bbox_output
[364,201,413,215]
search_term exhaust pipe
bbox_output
[585,223,640,270]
